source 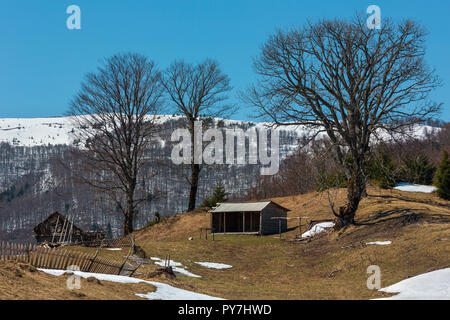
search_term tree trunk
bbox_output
[123,193,134,235]
[335,166,365,228]
[123,213,133,236]
[188,163,200,212]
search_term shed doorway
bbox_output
[212,212,260,233]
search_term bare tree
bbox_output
[246,16,441,227]
[68,53,164,235]
[162,59,232,211]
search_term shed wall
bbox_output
[260,205,287,235]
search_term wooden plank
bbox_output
[40,248,47,268]
[38,248,45,268]
[99,258,108,274]
[18,244,23,262]
[80,253,90,272]
[73,252,81,270]
[44,248,52,269]
[84,253,93,271]
[29,245,35,266]
[53,250,62,269]
[33,248,41,268]
[62,251,70,270]
[30,245,37,266]
[96,258,105,274]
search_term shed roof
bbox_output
[33,212,83,236]
[210,201,290,213]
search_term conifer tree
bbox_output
[201,183,228,208]
[434,150,450,200]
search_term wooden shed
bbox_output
[33,212,84,244]
[210,201,290,235]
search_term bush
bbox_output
[366,151,398,189]
[434,150,450,200]
[201,182,228,208]
[315,171,348,192]
[400,154,435,185]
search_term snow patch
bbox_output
[105,248,122,251]
[150,257,201,278]
[194,262,233,269]
[394,183,437,193]
[375,268,450,300]
[39,269,222,300]
[366,241,392,246]
[301,222,335,238]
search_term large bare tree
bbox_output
[68,53,164,235]
[162,59,232,212]
[246,16,441,227]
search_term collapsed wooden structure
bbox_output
[0,236,140,276]
[33,212,106,246]
[209,201,290,235]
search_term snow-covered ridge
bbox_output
[0,115,436,148]
[0,115,309,147]
[0,117,77,147]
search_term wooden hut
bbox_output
[210,201,290,235]
[33,212,84,244]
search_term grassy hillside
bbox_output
[131,185,450,299]
[0,185,448,300]
[0,262,155,300]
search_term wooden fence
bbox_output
[0,242,140,276]
[83,236,133,248]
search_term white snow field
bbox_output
[375,268,450,300]
[150,257,201,278]
[39,269,223,300]
[301,222,335,238]
[194,262,233,269]
[0,115,309,148]
[0,116,435,149]
[366,241,392,246]
[394,183,437,193]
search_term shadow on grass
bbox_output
[355,209,450,226]
[367,193,449,210]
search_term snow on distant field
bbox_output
[150,257,201,278]
[375,268,450,300]
[0,115,308,148]
[394,183,437,193]
[301,222,335,238]
[0,116,436,149]
[0,117,76,146]
[39,269,222,300]
[366,241,392,246]
[194,262,233,269]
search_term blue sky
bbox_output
[1,0,449,121]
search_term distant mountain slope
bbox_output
[0,115,439,242]
[0,115,307,241]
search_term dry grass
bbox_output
[131,186,450,299]
[1,185,448,300]
[0,262,155,300]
